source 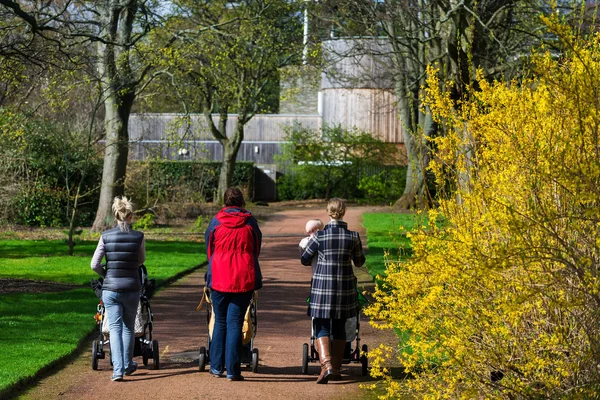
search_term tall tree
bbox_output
[163,0,304,203]
[0,0,165,230]
[317,0,549,209]
[89,0,164,230]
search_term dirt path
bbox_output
[16,205,397,400]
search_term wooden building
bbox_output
[320,38,404,144]
[128,113,321,163]
[127,38,404,200]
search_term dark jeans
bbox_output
[210,289,253,378]
[314,318,346,340]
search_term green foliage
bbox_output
[160,0,303,116]
[0,108,102,227]
[188,215,204,232]
[146,0,304,199]
[358,168,407,204]
[277,165,332,200]
[277,124,402,201]
[126,160,254,206]
[133,213,156,230]
[15,181,67,228]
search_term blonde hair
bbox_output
[327,198,346,220]
[112,196,134,232]
[305,219,323,234]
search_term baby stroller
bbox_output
[90,265,160,371]
[301,289,369,376]
[196,287,259,373]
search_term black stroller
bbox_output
[91,265,160,371]
[301,290,369,376]
[197,287,259,373]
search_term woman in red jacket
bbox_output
[204,187,262,381]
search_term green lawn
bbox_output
[361,213,419,278]
[0,289,98,393]
[0,239,205,286]
[0,239,206,395]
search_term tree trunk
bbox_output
[393,77,425,210]
[92,95,131,230]
[91,2,137,231]
[217,141,238,204]
[215,119,244,204]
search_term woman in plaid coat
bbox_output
[300,198,365,384]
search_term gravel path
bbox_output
[16,205,397,400]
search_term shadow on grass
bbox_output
[365,247,413,279]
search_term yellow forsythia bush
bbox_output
[366,30,600,398]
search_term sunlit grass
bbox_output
[0,239,205,286]
[0,289,99,393]
[362,213,417,278]
[0,238,206,395]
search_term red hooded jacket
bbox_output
[205,207,262,293]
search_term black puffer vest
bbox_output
[101,227,144,292]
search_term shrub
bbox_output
[277,124,401,201]
[278,165,406,202]
[125,160,254,207]
[357,168,407,204]
[0,109,102,227]
[133,213,156,230]
[188,215,204,232]
[366,29,600,398]
[15,182,66,228]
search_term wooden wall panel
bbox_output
[129,141,283,164]
[129,114,321,142]
[321,88,404,143]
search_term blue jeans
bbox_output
[314,318,346,340]
[210,290,253,378]
[103,290,139,377]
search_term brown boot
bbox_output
[315,337,334,384]
[330,339,346,381]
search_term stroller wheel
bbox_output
[198,346,207,372]
[152,340,160,370]
[142,342,149,367]
[301,343,309,375]
[251,348,259,373]
[92,340,99,370]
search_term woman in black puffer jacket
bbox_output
[91,196,146,382]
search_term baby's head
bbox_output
[305,219,324,236]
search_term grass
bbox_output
[0,238,206,395]
[361,213,420,278]
[0,289,98,393]
[0,239,205,286]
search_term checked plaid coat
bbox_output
[300,220,366,319]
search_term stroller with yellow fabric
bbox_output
[196,287,259,373]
